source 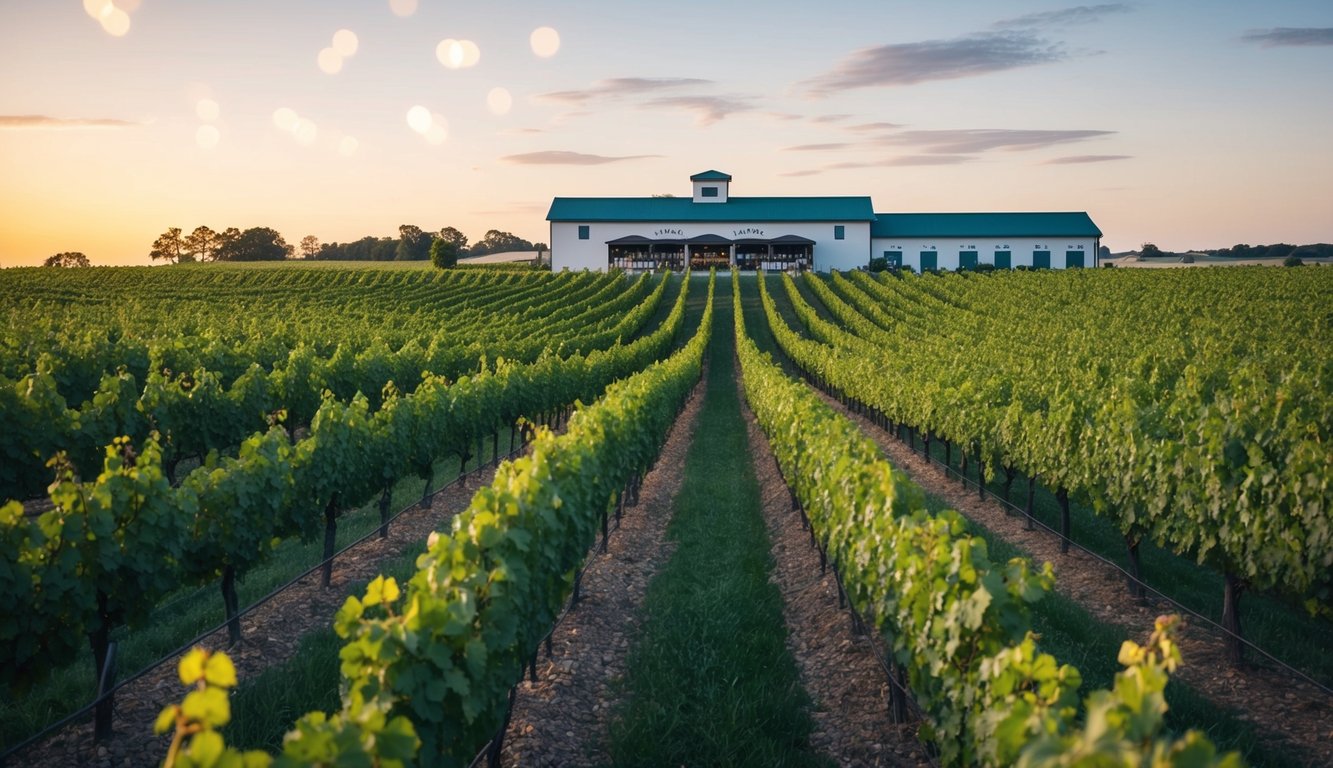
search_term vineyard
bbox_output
[1,263,1329,766]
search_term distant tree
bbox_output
[1139,242,1165,259]
[215,227,291,261]
[43,251,90,267]
[437,226,469,254]
[470,229,534,257]
[429,238,459,269]
[150,227,190,263]
[1283,255,1305,267]
[299,235,321,260]
[1098,245,1110,260]
[395,224,433,261]
[184,226,220,262]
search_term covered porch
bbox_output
[607,234,814,273]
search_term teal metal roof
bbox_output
[871,212,1101,238]
[689,169,732,181]
[548,196,875,222]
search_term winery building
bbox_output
[547,170,1102,273]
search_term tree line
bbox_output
[312,225,543,262]
[149,226,294,263]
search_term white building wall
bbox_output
[553,220,871,272]
[870,237,1098,271]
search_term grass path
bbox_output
[609,275,827,768]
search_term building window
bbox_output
[701,186,719,198]
[578,225,590,240]
[834,225,845,240]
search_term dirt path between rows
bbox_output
[21,457,507,768]
[816,391,1333,766]
[738,363,932,768]
[500,367,706,767]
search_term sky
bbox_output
[1,1,1330,266]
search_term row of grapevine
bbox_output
[734,276,1239,767]
[157,272,716,768]
[0,272,694,709]
[1,271,671,500]
[772,268,1332,660]
[1,268,643,406]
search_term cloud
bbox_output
[501,150,660,166]
[1241,27,1333,47]
[802,32,1064,94]
[883,154,976,166]
[780,169,823,177]
[876,128,1113,153]
[537,77,711,105]
[845,121,905,132]
[0,114,137,129]
[641,95,754,125]
[1044,154,1131,164]
[993,4,1131,28]
[783,142,851,151]
[810,113,853,124]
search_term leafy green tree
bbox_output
[470,229,534,256]
[43,251,90,267]
[150,227,190,263]
[437,226,469,254]
[429,238,459,269]
[395,225,433,261]
[215,227,292,261]
[185,226,220,262]
[299,235,321,260]
[1139,242,1164,258]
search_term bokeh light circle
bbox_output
[332,29,359,57]
[530,27,560,58]
[388,0,417,18]
[486,87,513,116]
[100,7,130,36]
[318,47,343,74]
[293,118,318,145]
[406,105,432,134]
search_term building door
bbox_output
[1032,250,1051,269]
[994,250,1011,269]
[959,250,978,270]
[1065,250,1085,268]
[883,250,902,269]
[919,252,938,272]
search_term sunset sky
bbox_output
[1,1,1330,266]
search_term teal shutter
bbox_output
[1065,250,1085,268]
[960,250,978,269]
[994,250,1012,269]
[920,252,938,271]
[1033,250,1051,269]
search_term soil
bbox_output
[500,367,705,767]
[16,456,507,768]
[817,391,1333,766]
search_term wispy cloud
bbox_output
[1241,27,1333,47]
[780,169,823,177]
[501,150,660,166]
[1044,154,1131,164]
[0,114,137,129]
[877,128,1113,153]
[845,121,905,133]
[537,77,711,105]
[641,95,754,125]
[993,3,1131,28]
[801,32,1064,95]
[883,154,976,166]
[783,142,851,152]
[810,113,852,124]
